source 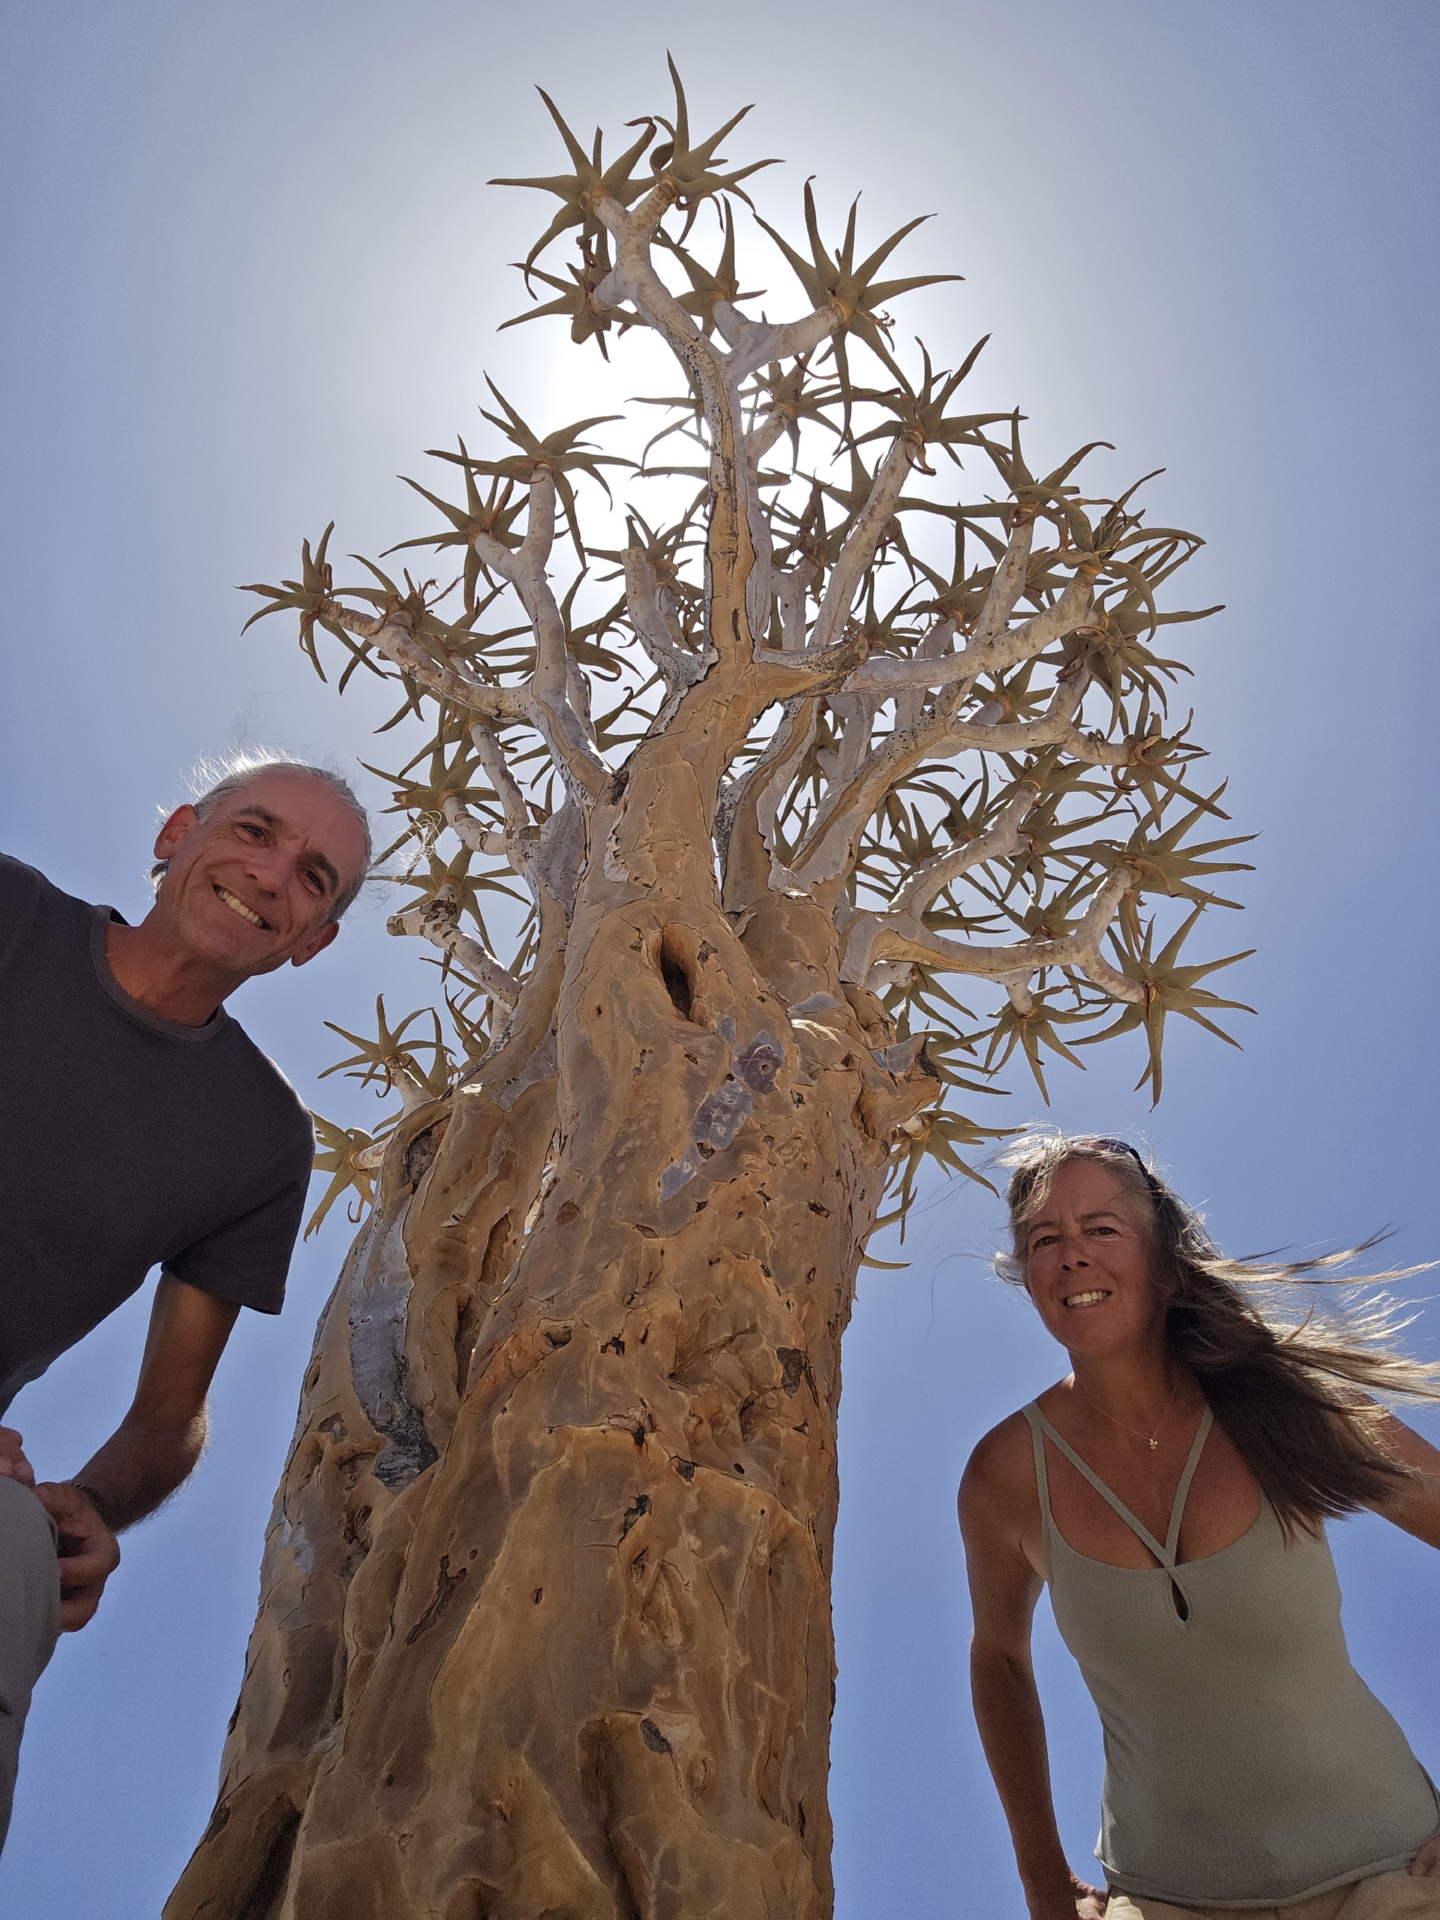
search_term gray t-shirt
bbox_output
[0,853,314,1413]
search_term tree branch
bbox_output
[892,616,955,733]
[844,571,1095,695]
[775,560,817,651]
[470,722,533,845]
[749,625,871,695]
[624,542,711,689]
[892,781,1039,914]
[788,674,1088,892]
[470,471,609,800]
[330,609,521,720]
[850,861,1144,1002]
[744,406,789,470]
[594,198,724,419]
[816,691,883,790]
[594,195,768,663]
[839,784,1039,982]
[387,884,521,1010]
[809,435,917,653]
[714,300,839,384]
[440,793,508,856]
[717,700,816,907]
[973,511,1036,644]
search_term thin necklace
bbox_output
[1074,1376,1180,1452]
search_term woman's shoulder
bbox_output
[962,1400,1049,1498]
[959,1402,1052,1558]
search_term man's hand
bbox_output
[34,1482,121,1631]
[1411,1833,1440,1877]
[6,1279,234,1633]
[0,1424,36,1486]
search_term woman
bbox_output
[959,1133,1440,1920]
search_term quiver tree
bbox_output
[166,65,1250,1920]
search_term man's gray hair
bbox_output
[151,748,373,920]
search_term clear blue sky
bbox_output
[1,4,1437,1914]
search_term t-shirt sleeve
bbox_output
[0,854,45,971]
[164,1124,314,1314]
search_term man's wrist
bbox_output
[68,1481,120,1531]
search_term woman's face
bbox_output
[1020,1159,1166,1358]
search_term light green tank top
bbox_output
[1024,1401,1439,1907]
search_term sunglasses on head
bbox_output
[1082,1137,1161,1189]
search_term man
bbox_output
[0,751,370,1850]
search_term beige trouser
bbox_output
[1107,1869,1440,1920]
[0,1476,61,1854]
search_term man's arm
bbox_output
[36,1274,239,1630]
[67,1273,241,1527]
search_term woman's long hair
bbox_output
[997,1132,1440,1534]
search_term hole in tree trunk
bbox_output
[236,1807,300,1920]
[404,1116,448,1191]
[657,928,695,1021]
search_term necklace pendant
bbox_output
[1148,1438,1159,1451]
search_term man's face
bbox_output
[151,770,369,980]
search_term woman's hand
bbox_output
[1030,1875,1108,1919]
[1410,1833,1440,1877]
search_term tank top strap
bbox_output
[1027,1401,1172,1568]
[1020,1404,1059,1576]
[1163,1407,1214,1559]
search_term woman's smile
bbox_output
[1018,1162,1170,1360]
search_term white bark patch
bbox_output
[346,1209,438,1492]
[659,1030,783,1199]
[871,1039,924,1074]
[786,993,847,1020]
[276,1515,315,1575]
[604,824,631,883]
[490,1031,558,1114]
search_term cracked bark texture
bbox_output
[167,66,1245,1920]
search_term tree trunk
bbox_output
[167,751,937,1920]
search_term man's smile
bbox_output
[213,884,271,931]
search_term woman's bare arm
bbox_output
[1371,1410,1440,1549]
[1365,1413,1440,1873]
[959,1422,1105,1920]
